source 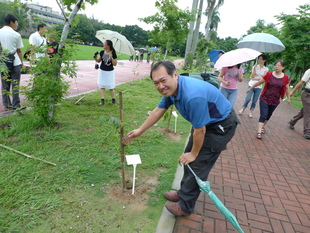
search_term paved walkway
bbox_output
[171,79,310,232]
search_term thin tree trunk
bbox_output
[164,34,170,60]
[191,0,204,53]
[204,0,216,39]
[185,0,199,56]
[47,0,84,122]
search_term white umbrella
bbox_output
[95,30,135,56]
[214,48,261,69]
[236,33,285,53]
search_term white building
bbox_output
[26,3,65,27]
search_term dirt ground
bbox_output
[107,127,183,211]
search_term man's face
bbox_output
[39,26,47,35]
[11,20,18,30]
[152,66,178,97]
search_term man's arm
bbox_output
[179,126,205,165]
[290,80,305,96]
[16,48,23,67]
[127,107,167,142]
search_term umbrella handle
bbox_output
[186,164,198,178]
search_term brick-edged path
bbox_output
[173,78,310,233]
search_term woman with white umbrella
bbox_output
[218,64,244,106]
[239,55,268,117]
[94,40,118,105]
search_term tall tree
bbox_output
[141,0,192,59]
[68,14,95,44]
[208,8,221,41]
[0,1,29,31]
[24,0,98,124]
[185,0,198,56]
[275,4,310,81]
[204,0,224,39]
[190,0,204,54]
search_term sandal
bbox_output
[256,132,262,139]
[238,109,245,115]
[261,128,265,134]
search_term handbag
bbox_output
[23,50,31,61]
[24,39,45,61]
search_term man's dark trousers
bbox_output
[177,110,239,213]
[1,65,21,108]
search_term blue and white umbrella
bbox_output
[237,32,285,53]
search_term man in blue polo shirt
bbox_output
[127,61,239,216]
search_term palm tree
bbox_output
[207,9,221,41]
[204,0,224,39]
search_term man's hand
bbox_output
[178,152,197,165]
[126,129,143,143]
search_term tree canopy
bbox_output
[141,0,192,58]
[275,4,310,80]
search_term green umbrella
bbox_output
[187,165,244,233]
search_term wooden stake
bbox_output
[119,92,126,191]
[0,144,56,166]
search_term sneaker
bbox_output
[288,121,294,130]
[303,134,310,139]
[99,99,105,105]
[112,99,117,105]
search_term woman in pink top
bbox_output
[218,63,243,106]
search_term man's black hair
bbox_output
[150,61,176,79]
[4,14,18,25]
[37,23,47,31]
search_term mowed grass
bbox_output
[0,77,191,232]
[21,39,131,60]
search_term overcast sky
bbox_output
[29,0,308,39]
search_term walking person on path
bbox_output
[239,55,268,118]
[126,61,239,216]
[0,13,24,110]
[218,64,243,106]
[247,60,290,139]
[288,68,310,139]
[94,39,117,105]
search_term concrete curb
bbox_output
[155,164,183,233]
[155,132,190,233]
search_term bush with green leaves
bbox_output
[22,34,78,125]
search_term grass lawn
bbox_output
[0,77,191,232]
[21,39,131,61]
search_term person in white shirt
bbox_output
[29,23,47,60]
[0,13,24,110]
[239,55,268,118]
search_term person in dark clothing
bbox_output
[0,13,24,110]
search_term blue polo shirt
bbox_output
[158,75,232,128]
